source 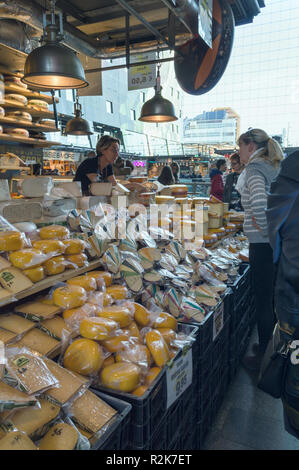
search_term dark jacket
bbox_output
[266,150,299,337]
[209,169,224,201]
[223,171,243,210]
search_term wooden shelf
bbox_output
[0,260,102,308]
[4,84,59,104]
[0,133,61,147]
[2,101,58,120]
[0,117,60,133]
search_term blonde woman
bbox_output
[238,129,284,370]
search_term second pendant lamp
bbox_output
[65,94,93,136]
[139,52,178,123]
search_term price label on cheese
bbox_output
[166,349,193,409]
[213,301,224,341]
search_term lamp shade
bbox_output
[139,89,178,123]
[22,43,88,90]
[65,116,93,135]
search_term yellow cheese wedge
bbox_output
[101,362,141,393]
[0,431,38,450]
[39,423,78,450]
[63,338,104,376]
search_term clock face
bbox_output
[174,0,235,95]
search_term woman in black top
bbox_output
[74,135,120,195]
[158,165,175,186]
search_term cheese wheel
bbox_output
[5,110,32,122]
[67,275,97,292]
[39,225,70,240]
[62,304,97,322]
[155,328,176,345]
[43,255,66,276]
[133,302,151,327]
[126,321,142,343]
[5,93,27,105]
[0,231,25,251]
[63,239,85,255]
[3,127,29,138]
[84,270,113,287]
[53,285,87,309]
[145,330,170,367]
[97,306,132,328]
[80,317,118,341]
[145,367,162,386]
[9,248,44,269]
[0,106,5,117]
[100,334,130,353]
[32,239,65,255]
[106,285,128,301]
[39,423,78,450]
[155,195,175,204]
[65,253,88,268]
[100,362,141,393]
[132,385,148,396]
[28,99,48,109]
[103,293,113,307]
[115,344,152,368]
[64,338,104,376]
[23,265,45,283]
[153,312,177,330]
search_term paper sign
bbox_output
[213,301,224,341]
[166,349,193,409]
[128,52,156,91]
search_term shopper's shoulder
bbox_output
[279,151,299,181]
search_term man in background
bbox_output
[223,153,244,210]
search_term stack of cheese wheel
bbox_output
[5,75,27,89]
[171,184,188,198]
[5,94,27,106]
[5,110,32,122]
[27,99,48,111]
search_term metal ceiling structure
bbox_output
[0,0,265,73]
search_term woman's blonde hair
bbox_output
[96,135,120,156]
[238,128,284,169]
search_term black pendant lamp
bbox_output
[65,94,93,136]
[22,0,88,90]
[139,49,177,123]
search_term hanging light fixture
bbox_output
[65,93,93,135]
[22,0,88,90]
[139,45,177,123]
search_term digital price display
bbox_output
[132,160,146,167]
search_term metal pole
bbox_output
[85,56,175,74]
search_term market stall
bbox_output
[0,169,253,450]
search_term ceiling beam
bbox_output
[56,0,87,23]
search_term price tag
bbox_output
[213,301,224,341]
[166,349,193,409]
[128,52,156,91]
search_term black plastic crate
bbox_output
[227,265,251,316]
[89,391,132,450]
[198,405,212,449]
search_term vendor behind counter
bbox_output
[74,135,120,195]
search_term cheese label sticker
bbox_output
[13,356,30,368]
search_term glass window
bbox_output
[130,109,136,121]
[106,100,113,114]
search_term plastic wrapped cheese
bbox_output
[97,306,132,328]
[63,239,85,255]
[65,253,88,269]
[23,265,45,283]
[9,248,47,270]
[84,270,113,288]
[63,338,104,376]
[145,330,170,367]
[32,239,66,255]
[39,225,70,240]
[133,302,151,327]
[100,362,141,393]
[80,316,118,341]
[52,285,87,309]
[67,275,97,292]
[0,231,26,252]
[106,284,128,301]
[43,256,66,276]
[21,177,53,198]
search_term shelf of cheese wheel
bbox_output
[0,224,103,307]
